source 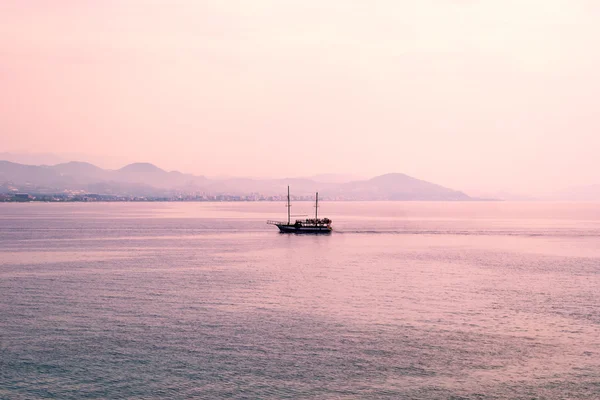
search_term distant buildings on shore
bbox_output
[0,192,344,202]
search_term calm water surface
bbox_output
[1,202,599,399]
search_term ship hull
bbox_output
[276,224,332,234]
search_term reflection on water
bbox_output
[1,202,599,399]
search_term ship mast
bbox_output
[287,186,291,225]
[315,192,319,222]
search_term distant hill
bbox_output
[0,160,207,195]
[0,161,73,187]
[304,174,363,184]
[329,173,471,200]
[202,177,326,196]
[0,152,69,166]
[115,163,207,189]
[0,160,474,200]
[118,162,164,173]
[53,161,110,182]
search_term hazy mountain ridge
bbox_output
[0,160,475,200]
[334,173,471,200]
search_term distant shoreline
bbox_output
[1,198,499,203]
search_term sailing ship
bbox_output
[267,186,332,233]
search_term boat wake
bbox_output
[333,229,600,238]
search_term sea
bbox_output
[1,201,599,399]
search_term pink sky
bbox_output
[1,1,599,194]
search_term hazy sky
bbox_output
[1,1,599,194]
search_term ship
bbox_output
[267,186,332,234]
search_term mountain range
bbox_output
[0,160,473,200]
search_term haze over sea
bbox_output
[1,202,599,399]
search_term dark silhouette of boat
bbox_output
[267,186,332,234]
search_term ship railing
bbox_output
[300,218,331,224]
[267,219,331,226]
[299,221,330,226]
[266,220,287,225]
